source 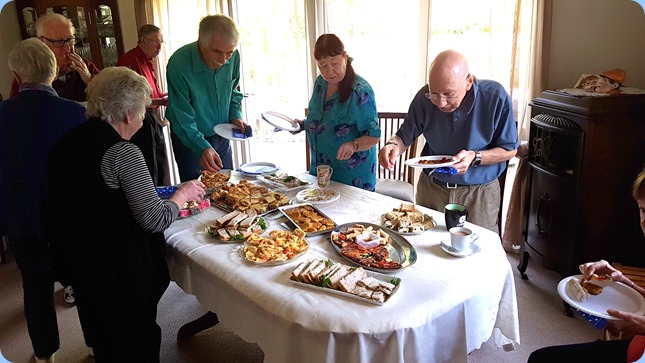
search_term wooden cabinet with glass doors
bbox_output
[15,0,124,69]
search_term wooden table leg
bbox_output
[177,311,220,341]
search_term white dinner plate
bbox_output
[261,111,301,132]
[239,162,278,175]
[557,275,645,320]
[296,188,340,204]
[439,240,481,257]
[214,124,251,141]
[405,155,458,169]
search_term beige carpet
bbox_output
[0,247,603,363]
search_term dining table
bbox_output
[164,172,520,363]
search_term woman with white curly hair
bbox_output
[46,67,205,362]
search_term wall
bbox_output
[547,0,645,89]
[0,1,21,99]
[0,0,137,99]
[117,0,136,50]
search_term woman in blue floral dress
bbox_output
[305,34,381,191]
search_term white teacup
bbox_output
[449,227,478,251]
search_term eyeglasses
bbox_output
[145,37,164,45]
[41,36,76,47]
[424,92,459,102]
[425,74,471,102]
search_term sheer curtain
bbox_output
[503,0,551,251]
[510,0,550,141]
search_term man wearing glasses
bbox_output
[9,13,100,102]
[378,50,518,233]
[117,24,169,186]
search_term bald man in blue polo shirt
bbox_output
[166,14,248,181]
[378,50,518,233]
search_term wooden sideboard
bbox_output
[519,90,645,277]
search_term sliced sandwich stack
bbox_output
[205,209,263,241]
[381,202,435,233]
[290,258,397,304]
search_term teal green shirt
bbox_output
[305,74,380,191]
[166,41,243,155]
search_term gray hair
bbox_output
[35,13,75,37]
[86,67,151,124]
[8,38,57,85]
[138,24,160,39]
[198,15,239,47]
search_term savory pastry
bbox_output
[568,277,589,302]
[582,281,603,295]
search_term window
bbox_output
[235,1,308,173]
[153,0,536,181]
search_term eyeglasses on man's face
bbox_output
[145,37,164,46]
[425,74,471,102]
[424,92,459,102]
[41,36,76,47]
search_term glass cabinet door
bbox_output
[21,7,38,37]
[95,4,118,67]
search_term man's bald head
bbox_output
[427,50,473,113]
[429,50,470,85]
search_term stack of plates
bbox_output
[239,162,278,176]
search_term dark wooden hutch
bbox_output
[15,0,124,69]
[519,90,645,278]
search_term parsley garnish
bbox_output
[231,233,245,241]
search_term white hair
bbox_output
[8,38,57,84]
[85,67,152,124]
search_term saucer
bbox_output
[440,240,481,257]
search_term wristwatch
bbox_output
[471,151,482,167]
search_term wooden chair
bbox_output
[304,112,419,201]
[374,112,419,202]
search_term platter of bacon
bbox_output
[329,222,417,273]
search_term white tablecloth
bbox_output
[164,173,520,363]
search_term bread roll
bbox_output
[568,278,589,302]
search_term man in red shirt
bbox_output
[117,24,169,186]
[9,13,100,102]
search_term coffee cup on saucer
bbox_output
[448,227,478,252]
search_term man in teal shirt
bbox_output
[166,14,247,181]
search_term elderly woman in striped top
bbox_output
[46,67,204,361]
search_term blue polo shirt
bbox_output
[396,78,518,185]
[166,41,243,156]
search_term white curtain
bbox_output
[510,0,550,141]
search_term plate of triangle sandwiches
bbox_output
[289,258,401,305]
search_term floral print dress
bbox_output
[305,74,380,191]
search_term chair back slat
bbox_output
[376,112,416,184]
